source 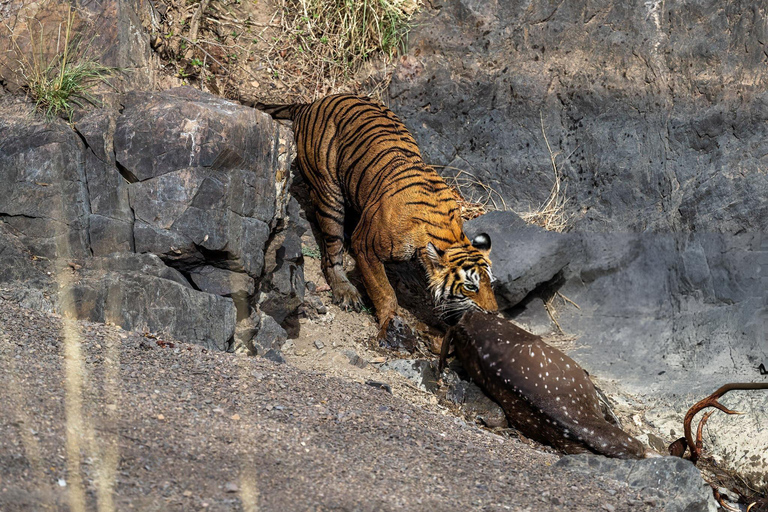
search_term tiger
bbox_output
[252,94,498,346]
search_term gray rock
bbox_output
[390,0,768,234]
[112,87,292,280]
[556,455,717,512]
[0,86,299,356]
[129,168,271,277]
[74,108,134,255]
[0,113,90,260]
[464,211,575,308]
[341,349,368,368]
[188,265,255,299]
[115,87,280,189]
[252,313,288,357]
[380,359,439,393]
[63,253,236,350]
[261,349,286,364]
[0,224,52,286]
[258,231,306,325]
[304,295,328,315]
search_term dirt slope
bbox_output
[0,298,668,512]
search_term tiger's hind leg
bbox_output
[310,190,364,311]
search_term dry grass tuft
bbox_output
[517,112,570,232]
[268,0,419,100]
[438,166,508,221]
[2,4,115,122]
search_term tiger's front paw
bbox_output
[377,315,417,353]
[332,282,364,312]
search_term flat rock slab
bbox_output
[556,454,717,512]
[0,300,714,511]
[63,253,236,350]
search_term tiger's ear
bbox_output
[472,233,492,255]
[426,242,445,267]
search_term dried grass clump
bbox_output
[439,167,507,221]
[517,113,570,233]
[268,0,419,99]
[437,111,571,232]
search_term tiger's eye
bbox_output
[463,283,478,293]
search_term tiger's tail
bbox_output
[250,101,303,121]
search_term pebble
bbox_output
[225,482,239,493]
[314,340,325,349]
[366,381,392,394]
[601,504,615,512]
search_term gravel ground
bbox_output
[0,299,665,511]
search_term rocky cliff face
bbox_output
[389,0,768,488]
[0,87,301,353]
[390,0,768,233]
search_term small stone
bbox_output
[57,479,66,487]
[365,381,392,393]
[225,482,239,493]
[550,497,561,505]
[314,340,325,349]
[601,505,615,512]
[306,281,317,293]
[157,414,165,421]
[262,349,285,364]
[231,414,240,421]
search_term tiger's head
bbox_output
[423,233,498,325]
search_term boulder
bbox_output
[115,87,287,280]
[234,309,288,357]
[63,253,236,350]
[0,86,300,351]
[556,454,717,512]
[464,211,575,308]
[0,108,90,260]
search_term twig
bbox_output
[187,0,211,43]
[556,292,580,309]
[177,35,228,71]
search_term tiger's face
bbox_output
[424,233,498,325]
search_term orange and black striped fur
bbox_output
[255,94,498,341]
